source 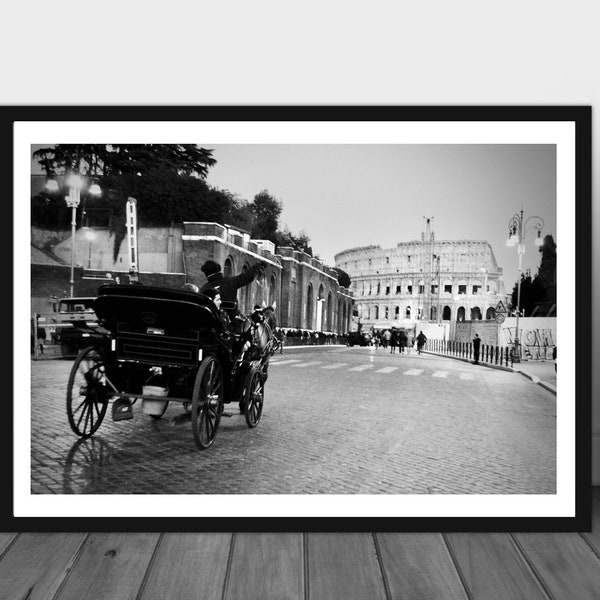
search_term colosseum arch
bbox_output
[327,291,333,330]
[486,307,496,320]
[471,306,482,320]
[443,306,452,321]
[457,306,466,322]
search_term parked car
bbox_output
[53,297,108,357]
[346,331,371,347]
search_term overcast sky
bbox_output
[205,144,557,290]
[31,143,557,291]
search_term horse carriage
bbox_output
[65,283,279,450]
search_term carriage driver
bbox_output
[199,259,266,322]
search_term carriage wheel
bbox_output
[66,346,110,438]
[242,368,264,428]
[191,356,224,450]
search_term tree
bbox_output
[32,144,219,227]
[509,270,545,317]
[334,268,352,289]
[508,234,557,317]
[535,234,557,310]
[249,190,282,242]
[273,227,314,256]
[33,144,216,179]
[32,144,222,259]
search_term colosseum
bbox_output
[334,219,510,333]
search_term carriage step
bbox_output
[112,398,133,421]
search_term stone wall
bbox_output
[31,222,353,332]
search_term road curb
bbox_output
[423,350,557,395]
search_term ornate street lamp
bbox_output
[506,208,544,361]
[46,173,102,297]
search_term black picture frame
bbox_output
[5,105,592,532]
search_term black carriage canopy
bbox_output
[93,284,229,338]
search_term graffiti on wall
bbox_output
[500,317,556,360]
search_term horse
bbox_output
[248,305,277,360]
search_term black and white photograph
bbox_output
[12,108,589,531]
[4,1,600,596]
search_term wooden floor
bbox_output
[1,489,599,599]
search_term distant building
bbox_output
[334,219,510,331]
[31,222,353,333]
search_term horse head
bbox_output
[249,307,276,358]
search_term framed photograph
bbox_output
[6,106,591,531]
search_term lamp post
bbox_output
[434,253,441,324]
[506,208,544,361]
[479,267,488,320]
[46,173,101,297]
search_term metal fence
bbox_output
[425,338,514,368]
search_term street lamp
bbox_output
[46,173,101,297]
[478,267,489,320]
[506,208,544,361]
[433,253,441,324]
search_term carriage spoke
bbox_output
[204,411,213,439]
[82,404,91,434]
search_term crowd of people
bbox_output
[365,328,428,354]
[275,328,342,347]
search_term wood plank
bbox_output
[0,532,87,600]
[377,533,468,599]
[307,533,387,600]
[224,533,304,600]
[581,486,600,553]
[140,533,231,600]
[56,532,160,600]
[446,533,547,599]
[514,532,600,600]
[0,532,18,556]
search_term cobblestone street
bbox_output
[28,346,556,496]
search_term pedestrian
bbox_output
[382,329,391,350]
[473,333,481,365]
[275,328,284,354]
[199,259,266,321]
[390,328,399,353]
[416,330,427,355]
[36,314,46,355]
[399,329,408,353]
[553,345,557,372]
